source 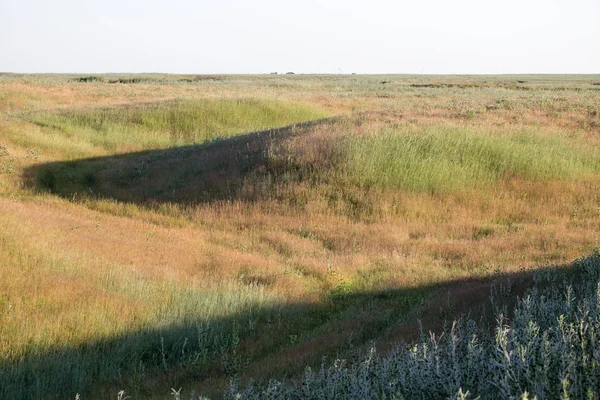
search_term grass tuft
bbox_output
[27,99,329,150]
[344,126,600,192]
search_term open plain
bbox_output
[1,74,600,398]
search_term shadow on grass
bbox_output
[23,118,337,206]
[1,256,592,399]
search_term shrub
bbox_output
[74,76,103,83]
[227,252,600,399]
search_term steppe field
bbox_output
[1,73,600,399]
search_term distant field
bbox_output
[1,73,599,399]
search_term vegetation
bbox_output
[344,126,600,192]
[74,76,104,83]
[228,252,600,399]
[0,73,599,399]
[27,99,328,150]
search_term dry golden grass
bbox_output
[1,73,599,398]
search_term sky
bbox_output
[1,0,599,74]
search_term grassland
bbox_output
[0,73,599,399]
[228,252,600,399]
[27,98,328,150]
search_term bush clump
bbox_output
[74,76,103,83]
[227,252,600,399]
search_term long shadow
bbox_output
[2,255,597,399]
[23,117,337,205]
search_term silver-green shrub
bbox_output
[226,251,600,399]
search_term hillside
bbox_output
[1,74,600,399]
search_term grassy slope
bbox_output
[228,252,600,399]
[345,126,600,192]
[0,74,599,399]
[27,99,329,150]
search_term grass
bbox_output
[0,218,276,398]
[27,98,329,150]
[228,252,600,399]
[0,73,599,398]
[344,126,600,192]
[0,209,431,399]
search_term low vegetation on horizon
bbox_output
[1,73,599,399]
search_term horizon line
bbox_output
[1,71,600,76]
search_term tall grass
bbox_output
[3,75,600,399]
[28,99,328,150]
[0,228,279,399]
[345,127,600,192]
[227,252,600,399]
[0,219,427,399]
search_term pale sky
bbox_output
[1,0,599,74]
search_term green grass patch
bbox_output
[28,99,328,151]
[345,126,600,192]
